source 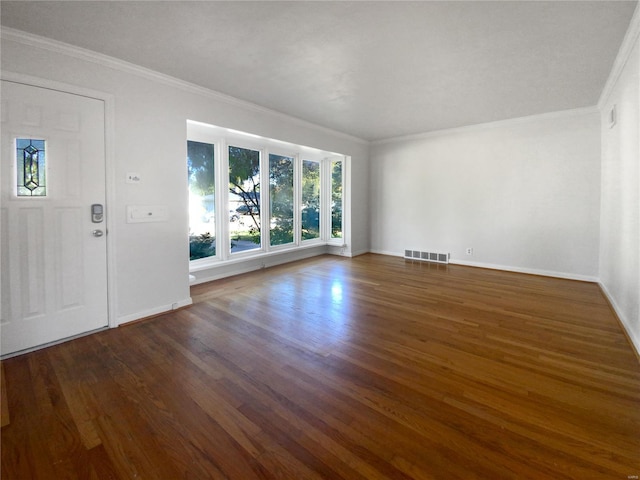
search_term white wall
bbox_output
[599,24,640,354]
[1,30,370,324]
[370,109,602,280]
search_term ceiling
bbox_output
[1,1,637,141]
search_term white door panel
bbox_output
[1,81,108,355]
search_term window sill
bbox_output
[189,241,327,274]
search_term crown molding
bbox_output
[598,1,640,108]
[1,27,368,146]
[371,106,599,146]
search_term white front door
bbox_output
[1,80,109,356]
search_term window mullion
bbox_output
[219,139,230,261]
[323,158,333,242]
[294,154,301,246]
[260,148,268,252]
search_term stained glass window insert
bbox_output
[16,139,46,196]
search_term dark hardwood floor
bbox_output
[2,253,639,479]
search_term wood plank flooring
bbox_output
[2,253,639,479]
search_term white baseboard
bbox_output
[117,297,193,326]
[450,259,599,283]
[348,248,371,257]
[370,250,599,282]
[326,245,369,258]
[368,249,403,257]
[326,244,350,257]
[599,282,640,358]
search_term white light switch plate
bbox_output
[127,205,168,223]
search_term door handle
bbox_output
[92,229,104,237]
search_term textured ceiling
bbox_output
[1,1,637,140]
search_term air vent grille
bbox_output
[404,249,450,264]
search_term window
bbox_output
[16,138,47,197]
[229,145,261,254]
[331,159,343,239]
[269,154,295,246]
[187,121,347,267]
[301,160,320,241]
[187,140,215,260]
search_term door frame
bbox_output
[1,71,118,330]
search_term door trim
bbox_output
[1,71,118,329]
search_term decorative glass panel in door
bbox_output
[16,138,46,197]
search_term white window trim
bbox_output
[187,120,347,273]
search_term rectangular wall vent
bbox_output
[404,249,449,264]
